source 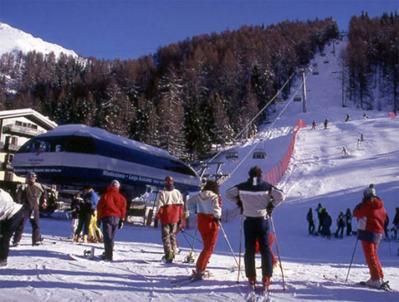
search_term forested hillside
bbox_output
[0,19,338,160]
[344,12,399,112]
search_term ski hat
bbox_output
[111,179,120,188]
[363,184,376,198]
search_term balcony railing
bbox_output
[3,124,44,137]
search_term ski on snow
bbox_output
[322,275,396,293]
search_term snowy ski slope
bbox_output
[1,41,398,302]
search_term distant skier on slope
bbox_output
[155,176,184,263]
[324,118,328,129]
[226,166,285,291]
[353,184,387,288]
[185,180,222,279]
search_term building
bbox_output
[0,108,57,187]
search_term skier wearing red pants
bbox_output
[353,184,387,289]
[186,180,222,279]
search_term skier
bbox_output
[0,189,24,267]
[97,180,127,261]
[383,214,390,240]
[186,180,222,279]
[345,208,353,236]
[316,203,324,234]
[324,118,328,129]
[70,192,83,239]
[12,172,47,246]
[335,211,345,239]
[353,184,387,288]
[311,120,316,130]
[345,114,350,122]
[392,208,399,240]
[226,166,285,291]
[320,209,332,239]
[155,176,184,263]
[306,208,315,235]
[73,186,95,243]
[82,185,102,243]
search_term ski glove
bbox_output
[266,201,274,216]
[96,220,101,228]
[118,219,124,229]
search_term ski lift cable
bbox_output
[219,73,308,185]
[206,71,296,166]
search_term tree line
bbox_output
[0,19,338,161]
[344,12,399,112]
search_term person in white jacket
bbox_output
[0,189,24,267]
[186,180,222,279]
[226,166,285,290]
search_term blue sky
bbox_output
[0,0,397,59]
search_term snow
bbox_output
[1,41,399,301]
[0,22,78,58]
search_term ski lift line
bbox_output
[206,72,296,166]
[219,73,309,185]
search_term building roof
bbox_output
[0,108,57,130]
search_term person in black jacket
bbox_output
[226,166,285,291]
[306,208,315,235]
[73,187,94,243]
[335,211,346,239]
[345,208,352,236]
[70,192,83,239]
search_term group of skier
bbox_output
[306,205,353,239]
[0,167,394,291]
[311,118,329,130]
[153,167,285,291]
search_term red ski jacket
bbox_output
[97,187,127,221]
[353,196,386,235]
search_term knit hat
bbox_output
[363,184,376,198]
[111,179,120,188]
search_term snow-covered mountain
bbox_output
[0,22,78,58]
[1,40,398,302]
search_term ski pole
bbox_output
[270,215,286,291]
[219,222,245,280]
[237,215,243,283]
[345,238,358,282]
[180,228,202,245]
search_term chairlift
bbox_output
[225,151,239,160]
[252,150,267,159]
[293,95,302,102]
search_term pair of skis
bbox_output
[244,284,272,302]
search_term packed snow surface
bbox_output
[1,42,398,301]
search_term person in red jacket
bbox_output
[353,184,387,288]
[97,180,127,261]
[155,176,184,263]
